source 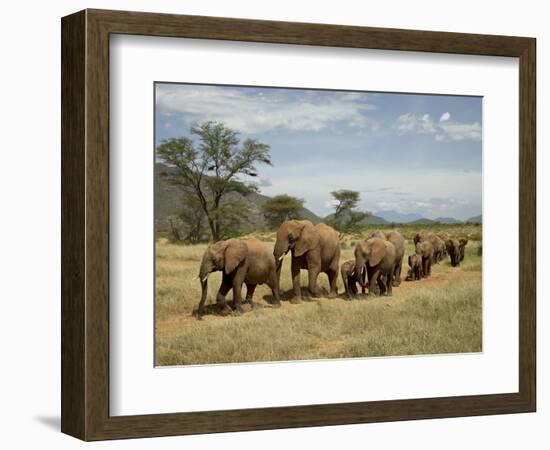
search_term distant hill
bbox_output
[374,210,423,223]
[466,215,482,223]
[409,218,436,225]
[434,217,462,224]
[155,163,322,230]
[322,211,388,225]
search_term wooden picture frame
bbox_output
[61,9,536,441]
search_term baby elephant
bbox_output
[405,254,423,281]
[340,260,366,300]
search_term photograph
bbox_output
[154,82,483,366]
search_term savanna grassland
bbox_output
[155,223,482,366]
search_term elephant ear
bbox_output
[294,221,319,257]
[367,238,386,266]
[224,239,248,274]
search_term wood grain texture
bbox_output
[61,10,86,439]
[60,8,537,441]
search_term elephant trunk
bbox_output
[273,238,290,263]
[198,257,214,283]
[197,278,208,319]
[355,255,368,288]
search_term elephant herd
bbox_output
[195,219,468,318]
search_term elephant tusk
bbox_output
[278,254,285,261]
[201,274,209,283]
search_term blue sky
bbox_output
[155,83,482,221]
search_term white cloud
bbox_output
[259,167,481,220]
[395,112,481,142]
[395,113,437,134]
[156,85,378,134]
[438,120,482,141]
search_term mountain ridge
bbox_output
[155,163,482,229]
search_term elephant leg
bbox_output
[342,273,351,299]
[350,278,358,298]
[386,273,393,296]
[245,283,257,308]
[424,258,429,276]
[290,258,302,304]
[377,274,386,296]
[216,277,232,316]
[326,268,338,298]
[231,271,246,314]
[307,265,322,297]
[369,269,381,295]
[393,259,402,287]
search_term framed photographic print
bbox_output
[61,9,536,441]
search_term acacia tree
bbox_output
[332,190,361,218]
[261,194,305,229]
[157,121,272,241]
[329,189,369,232]
[177,192,208,243]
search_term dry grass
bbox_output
[155,226,482,366]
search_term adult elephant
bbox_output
[415,240,434,277]
[371,230,405,286]
[414,231,445,263]
[445,239,462,267]
[197,238,280,318]
[355,237,397,296]
[273,220,340,303]
[432,235,446,262]
[437,232,450,258]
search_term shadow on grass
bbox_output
[191,298,280,319]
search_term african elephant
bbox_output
[273,220,340,303]
[459,238,468,262]
[355,237,397,296]
[414,231,445,263]
[432,235,446,263]
[405,253,423,281]
[197,238,280,318]
[445,239,461,267]
[371,230,405,286]
[415,240,434,277]
[437,233,450,258]
[340,260,366,300]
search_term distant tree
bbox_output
[331,190,361,218]
[156,121,272,241]
[261,194,305,229]
[328,189,369,232]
